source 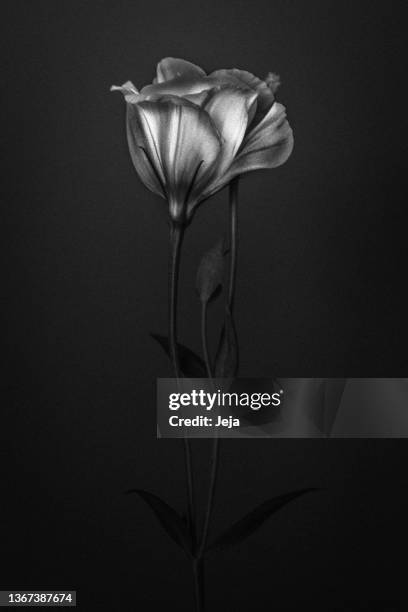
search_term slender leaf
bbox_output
[208,488,318,553]
[150,333,206,377]
[196,238,227,303]
[126,489,193,556]
[214,307,238,378]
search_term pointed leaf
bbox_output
[214,307,238,378]
[126,489,193,556]
[196,238,227,303]
[208,488,317,553]
[150,333,206,377]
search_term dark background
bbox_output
[1,0,407,609]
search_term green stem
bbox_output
[168,223,195,544]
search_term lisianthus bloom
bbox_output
[112,57,293,225]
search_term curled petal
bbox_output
[209,68,276,128]
[156,57,206,83]
[130,98,222,222]
[111,81,140,103]
[225,102,294,180]
[141,75,213,99]
[203,88,257,175]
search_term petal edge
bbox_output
[156,57,206,83]
[221,102,294,181]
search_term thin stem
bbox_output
[228,177,239,312]
[183,444,195,545]
[197,436,219,559]
[197,179,241,565]
[193,558,205,612]
[197,302,219,559]
[197,301,219,560]
[168,223,195,543]
[200,301,212,380]
[168,223,184,378]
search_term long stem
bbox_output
[198,436,219,560]
[228,177,239,312]
[196,179,240,563]
[197,302,219,560]
[200,301,212,380]
[169,223,184,377]
[168,223,195,542]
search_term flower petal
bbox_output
[156,57,206,83]
[111,81,140,103]
[183,90,215,107]
[133,98,222,221]
[209,68,276,127]
[225,102,294,180]
[203,88,257,175]
[141,75,213,99]
[264,72,281,94]
[126,103,166,199]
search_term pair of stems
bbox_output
[168,178,240,611]
[197,177,239,561]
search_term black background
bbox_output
[1,1,407,609]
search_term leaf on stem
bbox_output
[214,307,238,378]
[126,489,193,556]
[207,488,318,553]
[150,333,206,377]
[196,237,228,304]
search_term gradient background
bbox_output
[1,0,407,609]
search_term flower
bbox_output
[112,58,293,225]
